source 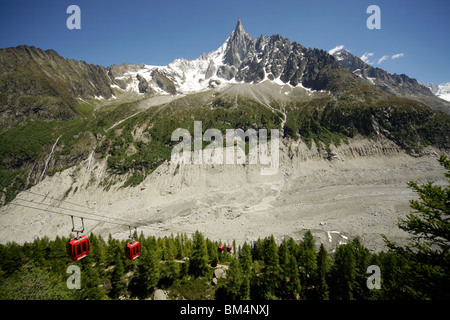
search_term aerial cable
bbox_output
[15,197,145,228]
[2,185,145,226]
[7,186,146,227]
[8,202,140,229]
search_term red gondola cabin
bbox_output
[227,244,232,253]
[218,245,224,254]
[125,240,141,260]
[67,235,90,261]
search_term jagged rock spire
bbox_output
[234,19,245,35]
[223,19,254,68]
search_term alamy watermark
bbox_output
[170,121,279,175]
[66,5,81,30]
[366,265,381,289]
[367,5,381,30]
[66,265,81,290]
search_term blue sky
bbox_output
[0,0,448,84]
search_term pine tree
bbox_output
[261,235,281,299]
[376,250,413,299]
[316,243,329,300]
[278,239,289,271]
[110,251,126,299]
[285,253,301,300]
[329,243,356,300]
[239,241,252,276]
[0,242,24,275]
[131,245,160,298]
[90,234,108,279]
[278,239,290,298]
[349,238,371,300]
[206,239,218,267]
[251,238,264,261]
[286,237,299,261]
[225,257,242,299]
[0,262,72,300]
[298,231,317,298]
[188,231,209,277]
[240,276,251,300]
[48,236,68,274]
[31,236,50,268]
[174,233,183,259]
[383,155,450,299]
[106,233,119,266]
[78,261,106,300]
[163,236,179,284]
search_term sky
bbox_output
[0,0,449,84]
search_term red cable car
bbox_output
[227,244,232,253]
[67,216,90,261]
[218,245,224,254]
[67,235,90,261]
[125,226,140,260]
[125,240,141,260]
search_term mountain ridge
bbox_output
[2,20,448,115]
[332,49,450,112]
[0,44,116,127]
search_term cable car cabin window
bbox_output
[67,242,74,258]
[84,238,90,255]
[82,240,87,253]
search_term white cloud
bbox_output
[391,53,405,59]
[328,45,344,55]
[360,52,374,64]
[377,55,390,64]
[360,51,404,65]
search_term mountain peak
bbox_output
[224,20,254,68]
[234,19,245,35]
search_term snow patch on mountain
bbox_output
[114,38,235,96]
[426,82,450,102]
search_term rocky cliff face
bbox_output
[218,20,349,91]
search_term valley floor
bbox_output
[1,136,447,253]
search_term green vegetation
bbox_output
[0,230,445,300]
[382,155,450,299]
[0,120,59,205]
[1,156,448,300]
[284,98,450,151]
